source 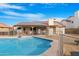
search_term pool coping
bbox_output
[33,36,53,42]
[32,36,59,56]
[41,39,59,56]
[0,36,32,38]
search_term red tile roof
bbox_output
[0,23,9,28]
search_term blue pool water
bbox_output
[0,37,52,56]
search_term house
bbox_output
[14,18,65,36]
[61,16,75,29]
[0,23,11,35]
[62,10,79,29]
[72,10,79,28]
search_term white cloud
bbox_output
[25,13,46,21]
[2,10,67,21]
[3,11,22,17]
[41,3,56,8]
[2,11,47,21]
[42,3,69,8]
[25,13,45,18]
[3,11,45,17]
[0,16,15,19]
[29,4,35,6]
[51,17,66,20]
[0,15,24,19]
[0,3,25,10]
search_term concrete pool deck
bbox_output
[33,34,79,56]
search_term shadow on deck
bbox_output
[71,51,79,56]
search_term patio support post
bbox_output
[32,27,34,35]
[8,28,10,36]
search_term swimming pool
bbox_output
[0,37,52,56]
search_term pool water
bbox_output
[0,37,52,56]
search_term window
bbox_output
[72,21,74,23]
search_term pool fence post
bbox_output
[58,33,64,56]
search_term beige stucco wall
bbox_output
[56,27,65,35]
[48,27,54,35]
[48,18,65,35]
[0,28,9,32]
[48,18,54,25]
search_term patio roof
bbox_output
[14,21,64,28]
[14,21,48,27]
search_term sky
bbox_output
[0,3,79,26]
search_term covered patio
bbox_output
[14,21,48,35]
